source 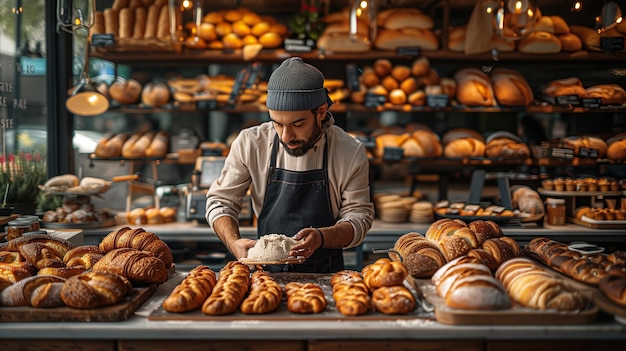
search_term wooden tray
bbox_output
[413,278,598,325]
[0,285,156,322]
[149,273,435,321]
[569,217,626,229]
[40,217,117,229]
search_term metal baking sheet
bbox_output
[148,272,435,321]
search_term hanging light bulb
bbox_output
[597,1,623,32]
[494,0,538,40]
[571,1,583,12]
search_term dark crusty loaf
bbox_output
[0,275,67,307]
[61,271,134,309]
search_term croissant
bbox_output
[99,227,173,268]
[163,265,217,313]
[479,237,521,266]
[361,258,408,291]
[599,274,626,307]
[240,270,283,314]
[63,245,104,269]
[60,271,134,309]
[202,261,250,315]
[495,257,588,311]
[372,286,416,314]
[92,248,168,284]
[0,234,75,256]
[0,275,67,307]
[285,282,327,314]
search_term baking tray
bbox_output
[538,188,621,196]
[434,213,537,225]
[0,285,156,322]
[413,278,598,325]
[40,217,117,229]
[148,272,435,321]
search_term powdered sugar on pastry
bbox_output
[247,234,299,261]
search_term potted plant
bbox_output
[0,152,47,215]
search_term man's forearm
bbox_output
[212,216,241,252]
[319,221,354,249]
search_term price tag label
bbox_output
[490,206,506,214]
[450,202,465,209]
[92,34,115,47]
[548,147,574,159]
[578,147,599,158]
[555,95,580,106]
[435,200,450,209]
[582,98,602,109]
[464,204,481,212]
[427,94,449,108]
[396,46,421,57]
[345,63,361,92]
[600,37,625,52]
[196,99,218,110]
[284,38,315,52]
[382,147,404,161]
[364,93,386,108]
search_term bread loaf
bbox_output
[145,130,169,157]
[240,270,283,314]
[454,68,496,107]
[391,232,446,278]
[490,68,534,106]
[585,84,626,105]
[0,262,34,284]
[0,275,66,307]
[374,28,438,51]
[542,77,586,98]
[163,265,216,313]
[380,9,433,29]
[284,282,327,314]
[92,248,168,284]
[468,220,504,245]
[60,271,134,309]
[599,275,626,307]
[95,133,130,158]
[570,25,600,49]
[99,226,173,268]
[202,261,250,315]
[133,6,147,39]
[372,285,416,314]
[518,31,562,54]
[0,233,75,255]
[607,134,626,161]
[495,257,588,310]
[562,136,608,158]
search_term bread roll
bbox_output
[361,67,380,88]
[490,68,533,106]
[391,65,411,82]
[284,282,327,314]
[570,25,600,49]
[141,82,171,107]
[381,9,433,29]
[373,59,392,77]
[518,31,562,54]
[606,134,626,161]
[585,84,626,105]
[558,33,582,52]
[361,258,408,291]
[542,77,586,98]
[109,79,142,105]
[447,26,465,52]
[371,286,416,314]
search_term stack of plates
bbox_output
[410,201,434,223]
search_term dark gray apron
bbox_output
[257,134,344,273]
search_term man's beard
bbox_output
[280,121,322,157]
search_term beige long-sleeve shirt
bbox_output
[205,115,374,248]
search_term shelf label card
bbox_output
[555,95,581,106]
[92,34,115,47]
[396,46,421,57]
[600,37,625,52]
[582,97,602,109]
[195,99,218,110]
[284,38,315,52]
[382,147,404,162]
[345,63,361,92]
[578,147,599,158]
[548,147,575,159]
[427,94,448,108]
[364,93,386,108]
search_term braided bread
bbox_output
[284,282,327,314]
[0,275,67,307]
[92,248,168,284]
[331,272,371,316]
[372,286,416,314]
[599,274,626,307]
[60,271,134,309]
[330,270,363,285]
[202,261,250,315]
[240,270,283,314]
[63,245,104,269]
[361,258,408,291]
[495,257,588,311]
[99,227,173,268]
[163,265,216,313]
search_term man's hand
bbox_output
[228,238,256,260]
[290,228,323,258]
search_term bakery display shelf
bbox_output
[538,188,622,197]
[0,284,156,322]
[412,278,598,325]
[569,217,626,229]
[91,48,626,65]
[40,217,117,230]
[149,272,434,321]
[88,154,166,163]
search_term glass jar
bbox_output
[6,219,31,240]
[21,215,41,232]
[545,198,566,225]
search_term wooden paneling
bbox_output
[309,340,483,351]
[487,340,625,351]
[0,340,115,351]
[119,340,306,351]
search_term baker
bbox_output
[206,57,374,273]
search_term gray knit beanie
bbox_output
[266,57,328,111]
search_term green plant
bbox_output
[0,152,47,205]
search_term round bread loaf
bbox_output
[558,32,582,52]
[454,68,496,107]
[490,68,533,106]
[518,31,562,54]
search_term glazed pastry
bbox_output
[163,265,217,313]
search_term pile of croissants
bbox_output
[0,227,172,309]
[163,257,415,316]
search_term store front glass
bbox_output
[0,0,48,207]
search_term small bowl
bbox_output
[0,206,15,216]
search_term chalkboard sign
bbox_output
[582,98,602,109]
[364,93,386,108]
[382,147,404,162]
[198,157,226,188]
[601,37,624,52]
[427,94,449,108]
[92,34,115,47]
[396,46,421,57]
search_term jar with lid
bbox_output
[6,219,31,240]
[545,198,566,225]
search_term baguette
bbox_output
[119,8,134,39]
[103,8,119,37]
[145,5,160,38]
[133,6,147,39]
[122,131,155,158]
[0,275,66,307]
[95,133,130,158]
[163,265,216,313]
[92,248,168,284]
